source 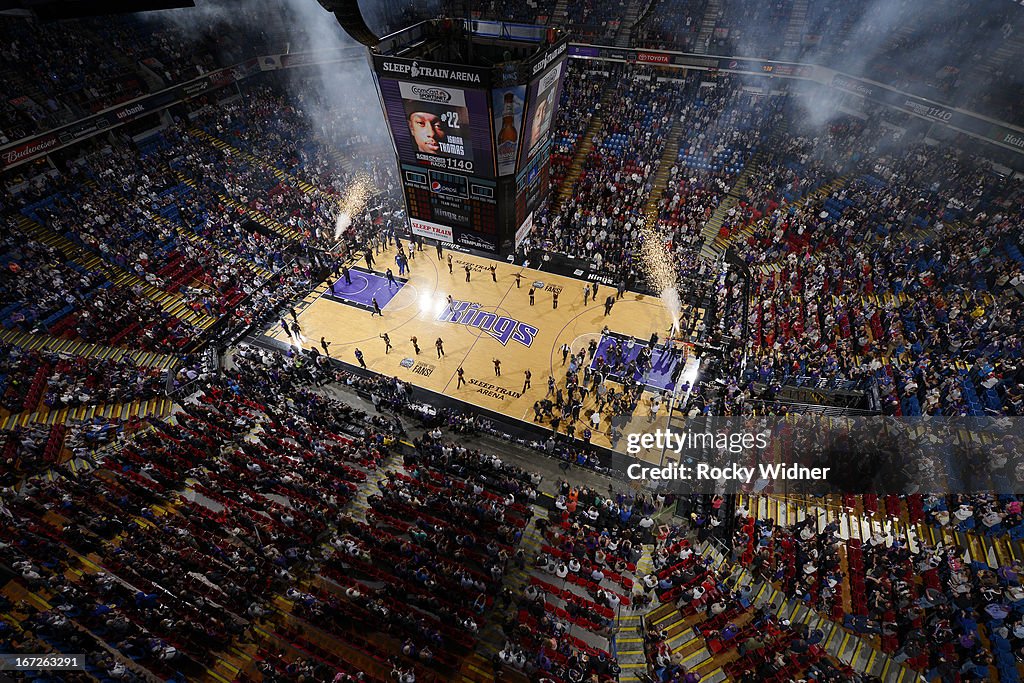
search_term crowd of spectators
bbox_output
[630,0,707,52]
[704,0,793,58]
[2,10,1024,683]
[526,68,1020,428]
[725,494,1024,681]
[548,62,609,191]
[2,78,408,360]
[0,13,218,144]
[564,0,623,42]
[718,122,1023,417]
[0,340,617,682]
[0,341,168,415]
[0,7,296,144]
[0,343,400,680]
[0,209,200,351]
[474,0,559,24]
[532,66,687,276]
[494,480,668,680]
[625,0,1024,128]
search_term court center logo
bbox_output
[437,300,538,347]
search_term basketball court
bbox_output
[263,244,701,458]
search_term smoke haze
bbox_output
[147,0,392,152]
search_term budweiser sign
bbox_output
[637,52,671,64]
[1,134,59,168]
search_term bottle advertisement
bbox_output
[492,85,526,176]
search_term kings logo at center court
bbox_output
[437,300,538,347]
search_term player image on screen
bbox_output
[407,107,446,155]
[523,61,563,161]
[399,82,474,169]
[527,92,553,152]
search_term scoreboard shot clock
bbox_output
[370,19,568,254]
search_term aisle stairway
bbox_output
[189,128,321,197]
[641,118,686,229]
[705,172,849,264]
[615,547,653,680]
[614,0,645,47]
[554,89,617,211]
[642,537,924,682]
[697,152,763,260]
[0,396,175,431]
[172,171,303,241]
[692,0,721,55]
[548,0,570,26]
[782,0,809,55]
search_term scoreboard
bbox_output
[402,165,498,250]
[371,34,568,254]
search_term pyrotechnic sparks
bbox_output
[637,215,682,335]
[334,212,351,239]
[334,172,371,239]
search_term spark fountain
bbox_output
[638,218,682,337]
[334,172,371,239]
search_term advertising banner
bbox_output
[455,229,497,252]
[0,133,59,169]
[373,55,490,88]
[569,45,601,58]
[515,211,533,248]
[828,72,1024,153]
[492,85,526,176]
[526,39,569,77]
[58,116,111,145]
[410,217,454,242]
[637,51,671,64]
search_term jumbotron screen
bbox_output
[379,78,494,177]
[521,59,566,167]
[374,56,501,251]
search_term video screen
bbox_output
[399,82,475,170]
[522,61,564,162]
